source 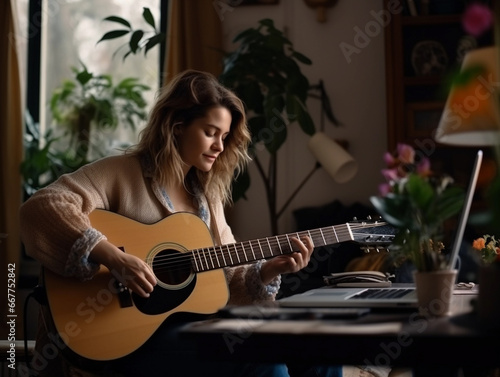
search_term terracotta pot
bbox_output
[413,269,457,317]
[478,264,500,331]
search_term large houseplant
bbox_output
[21,64,150,198]
[219,19,338,234]
[49,63,150,161]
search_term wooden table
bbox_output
[181,289,499,375]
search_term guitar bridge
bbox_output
[114,280,133,308]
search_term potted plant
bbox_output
[370,143,465,315]
[219,18,338,234]
[473,234,500,329]
[49,62,150,161]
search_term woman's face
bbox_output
[177,106,232,174]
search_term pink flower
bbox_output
[416,156,431,176]
[396,143,415,164]
[383,151,397,168]
[382,168,399,182]
[462,3,493,37]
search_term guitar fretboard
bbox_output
[191,224,353,272]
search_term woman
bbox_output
[20,70,342,377]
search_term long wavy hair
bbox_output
[128,70,251,205]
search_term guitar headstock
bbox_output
[348,215,385,226]
[348,216,395,252]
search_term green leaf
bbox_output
[75,69,93,86]
[97,29,130,44]
[434,187,464,221]
[247,116,267,143]
[370,194,413,229]
[259,18,275,28]
[286,74,310,103]
[286,95,315,135]
[237,81,264,114]
[313,81,341,126]
[406,174,433,208]
[264,92,285,117]
[263,33,287,52]
[145,34,164,55]
[116,77,138,87]
[232,168,251,202]
[291,51,312,65]
[295,102,316,135]
[122,50,133,62]
[232,28,259,44]
[142,8,156,30]
[129,30,144,53]
[263,114,287,153]
[103,16,131,29]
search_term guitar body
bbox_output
[43,210,391,362]
[43,210,229,361]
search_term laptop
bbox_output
[279,150,483,309]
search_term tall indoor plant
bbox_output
[219,19,338,234]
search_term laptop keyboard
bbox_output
[349,288,414,300]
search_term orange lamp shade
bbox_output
[435,46,500,146]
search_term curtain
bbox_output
[164,0,224,84]
[0,0,24,339]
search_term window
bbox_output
[17,0,165,159]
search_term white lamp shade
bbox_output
[435,46,500,146]
[308,132,358,183]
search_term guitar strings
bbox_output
[147,227,385,269]
[147,225,386,271]
[146,223,388,274]
[149,227,354,269]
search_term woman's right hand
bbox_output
[89,239,157,298]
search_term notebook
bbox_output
[279,150,483,309]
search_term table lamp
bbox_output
[435,46,500,146]
[274,132,357,233]
[308,132,358,183]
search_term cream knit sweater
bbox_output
[20,154,279,376]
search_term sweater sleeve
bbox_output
[210,200,281,305]
[20,168,107,280]
[225,262,281,306]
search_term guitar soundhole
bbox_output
[152,249,192,287]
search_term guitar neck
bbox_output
[191,223,353,272]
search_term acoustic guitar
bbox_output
[42,209,390,362]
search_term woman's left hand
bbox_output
[259,235,314,285]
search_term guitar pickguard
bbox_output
[133,276,196,315]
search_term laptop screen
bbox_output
[446,149,483,270]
